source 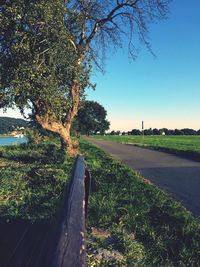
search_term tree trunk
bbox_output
[34,113,76,155]
[60,127,73,154]
[32,80,80,155]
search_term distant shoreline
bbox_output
[0,134,25,138]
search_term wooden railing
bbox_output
[50,155,91,267]
[1,155,91,267]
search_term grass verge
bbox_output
[0,139,74,221]
[91,135,200,161]
[1,137,200,266]
[80,139,200,266]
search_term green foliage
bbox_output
[0,139,74,220]
[76,101,110,135]
[25,128,46,144]
[0,0,172,120]
[0,0,90,119]
[80,139,200,266]
[1,0,172,150]
[0,117,27,134]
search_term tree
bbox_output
[181,128,196,135]
[174,129,184,135]
[153,128,160,135]
[130,129,141,135]
[110,130,121,135]
[0,0,172,153]
[144,128,153,135]
[159,128,169,135]
[76,101,110,135]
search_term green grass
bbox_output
[1,137,200,265]
[0,139,74,221]
[91,135,200,159]
[80,139,200,266]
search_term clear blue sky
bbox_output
[1,0,200,131]
[87,0,200,131]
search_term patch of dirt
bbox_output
[91,227,111,239]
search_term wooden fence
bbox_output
[50,155,91,267]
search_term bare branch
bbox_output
[69,39,78,52]
[82,0,139,50]
[63,80,80,126]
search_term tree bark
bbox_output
[35,117,75,154]
[59,126,73,154]
[32,80,80,155]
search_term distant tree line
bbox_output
[0,117,28,134]
[109,128,200,136]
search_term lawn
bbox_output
[91,135,200,159]
[81,139,200,266]
[0,139,74,220]
[1,137,200,266]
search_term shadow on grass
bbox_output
[0,218,56,267]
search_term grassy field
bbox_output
[1,137,200,266]
[91,135,200,159]
[82,139,200,266]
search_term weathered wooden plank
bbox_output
[50,155,86,267]
[85,169,91,217]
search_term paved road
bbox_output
[85,137,200,217]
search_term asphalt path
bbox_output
[85,137,200,217]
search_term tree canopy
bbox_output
[76,101,110,135]
[0,0,172,153]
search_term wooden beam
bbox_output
[51,155,86,267]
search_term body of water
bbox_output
[0,136,28,146]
